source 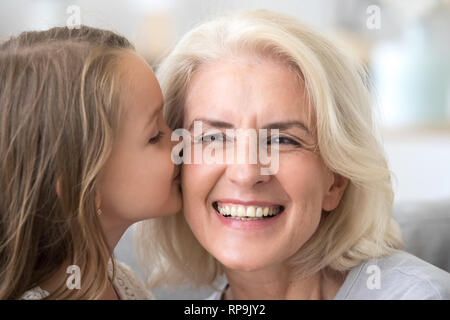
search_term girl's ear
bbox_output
[322,173,349,212]
[95,189,102,211]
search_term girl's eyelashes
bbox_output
[149,131,165,144]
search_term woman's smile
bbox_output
[211,199,286,230]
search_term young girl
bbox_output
[0,26,182,299]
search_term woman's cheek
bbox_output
[279,154,324,184]
[181,164,218,222]
[182,163,218,191]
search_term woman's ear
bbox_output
[322,173,349,212]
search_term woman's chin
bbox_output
[218,255,274,273]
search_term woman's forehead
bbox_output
[183,58,312,128]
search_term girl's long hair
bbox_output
[0,26,133,299]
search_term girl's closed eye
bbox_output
[149,131,165,144]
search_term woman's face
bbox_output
[181,57,347,272]
[97,53,182,226]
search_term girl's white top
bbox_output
[19,260,153,300]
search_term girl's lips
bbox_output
[173,166,181,181]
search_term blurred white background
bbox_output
[1,0,450,298]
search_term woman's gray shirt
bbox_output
[207,250,450,300]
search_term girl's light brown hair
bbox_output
[0,26,134,299]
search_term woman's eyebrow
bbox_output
[187,118,234,131]
[262,121,311,136]
[186,118,311,136]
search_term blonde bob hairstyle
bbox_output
[136,9,403,288]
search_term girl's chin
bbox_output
[166,202,182,216]
[151,201,181,218]
[166,189,182,212]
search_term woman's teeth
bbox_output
[214,202,283,220]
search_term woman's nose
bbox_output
[225,162,271,188]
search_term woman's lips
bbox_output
[211,200,285,230]
[215,199,282,207]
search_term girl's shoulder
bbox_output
[20,286,50,300]
[19,260,153,300]
[110,260,154,300]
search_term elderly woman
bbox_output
[137,10,450,299]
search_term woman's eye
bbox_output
[268,136,301,146]
[201,133,225,142]
[149,131,164,144]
